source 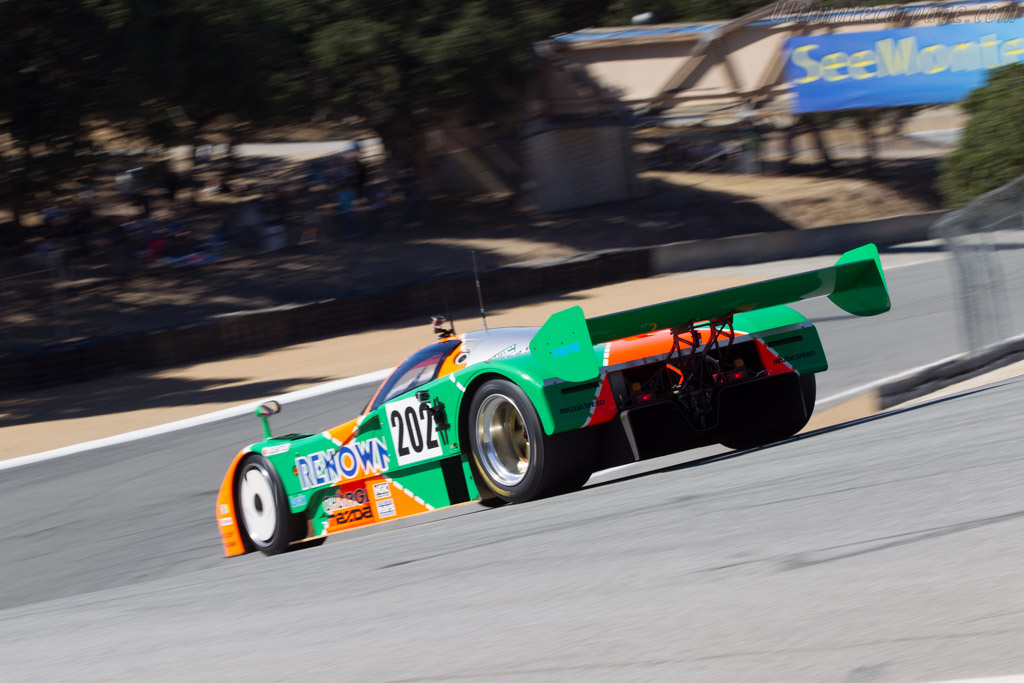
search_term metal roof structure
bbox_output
[533,0,1020,125]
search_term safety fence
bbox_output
[931,175,1024,356]
[0,249,71,346]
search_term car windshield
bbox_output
[370,339,460,411]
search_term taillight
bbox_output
[727,358,748,382]
[635,391,657,404]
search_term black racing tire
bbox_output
[235,453,309,556]
[720,373,817,451]
[468,379,592,504]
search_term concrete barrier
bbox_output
[878,335,1024,409]
[651,210,947,274]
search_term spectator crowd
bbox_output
[4,143,425,286]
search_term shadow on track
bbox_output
[581,380,1009,493]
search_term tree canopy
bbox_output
[938,63,1024,207]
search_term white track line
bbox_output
[0,368,393,472]
[923,678,1024,683]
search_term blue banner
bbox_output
[784,19,1024,112]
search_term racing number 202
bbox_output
[389,403,439,458]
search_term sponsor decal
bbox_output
[295,437,390,491]
[262,443,291,456]
[376,498,397,518]
[289,493,308,508]
[322,488,368,513]
[332,503,374,527]
[774,350,817,364]
[551,342,581,358]
[784,21,1023,114]
[373,481,391,500]
[488,343,519,361]
[560,399,605,414]
[218,516,234,527]
[323,496,356,513]
[219,504,229,515]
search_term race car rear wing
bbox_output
[530,243,890,382]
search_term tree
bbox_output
[251,0,635,166]
[0,0,115,233]
[302,0,563,161]
[601,0,758,25]
[937,64,1024,207]
[0,0,294,236]
[599,0,899,26]
[101,0,294,147]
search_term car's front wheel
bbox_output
[236,454,309,555]
[468,379,592,504]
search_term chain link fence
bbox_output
[932,175,1024,356]
[0,248,70,346]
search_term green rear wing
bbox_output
[529,243,890,382]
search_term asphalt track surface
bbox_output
[2,248,1023,681]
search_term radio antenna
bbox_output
[443,291,455,336]
[472,251,488,332]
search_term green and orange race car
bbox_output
[216,244,890,556]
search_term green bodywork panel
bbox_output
[446,357,555,434]
[434,351,610,438]
[829,243,890,317]
[760,322,828,375]
[734,306,828,375]
[543,376,605,431]
[528,305,600,383]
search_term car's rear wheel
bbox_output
[468,379,592,503]
[236,454,310,555]
[720,373,816,451]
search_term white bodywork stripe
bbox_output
[385,476,436,511]
[449,373,467,392]
[581,344,612,428]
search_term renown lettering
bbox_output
[295,438,390,490]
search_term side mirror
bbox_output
[256,400,281,418]
[255,400,281,440]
